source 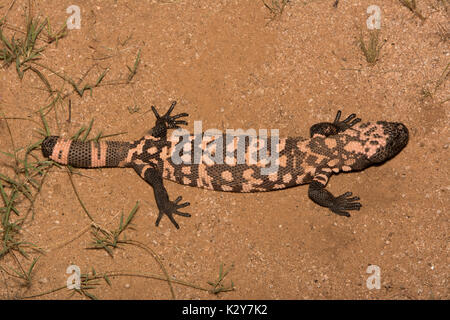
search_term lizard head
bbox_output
[367,121,409,164]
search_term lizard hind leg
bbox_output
[150,101,189,138]
[133,162,191,229]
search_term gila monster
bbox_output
[41,102,409,229]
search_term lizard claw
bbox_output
[155,195,191,229]
[150,101,189,137]
[333,110,361,132]
[152,101,189,130]
[329,191,362,217]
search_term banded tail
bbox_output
[41,136,131,168]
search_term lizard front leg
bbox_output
[307,111,362,216]
[308,170,362,217]
[133,162,191,229]
[310,110,361,138]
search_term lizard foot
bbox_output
[152,101,189,130]
[329,192,362,217]
[155,196,191,229]
[333,110,361,132]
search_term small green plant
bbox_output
[420,62,450,102]
[88,202,139,257]
[358,31,386,65]
[31,61,110,98]
[0,114,51,259]
[0,15,66,79]
[207,263,235,294]
[127,104,141,114]
[126,49,141,83]
[0,112,51,298]
[398,0,426,21]
[0,256,39,288]
[0,8,138,116]
[263,0,290,21]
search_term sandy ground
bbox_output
[0,0,448,299]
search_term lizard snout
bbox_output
[387,122,409,152]
[368,122,409,164]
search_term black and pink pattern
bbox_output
[42,103,409,228]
